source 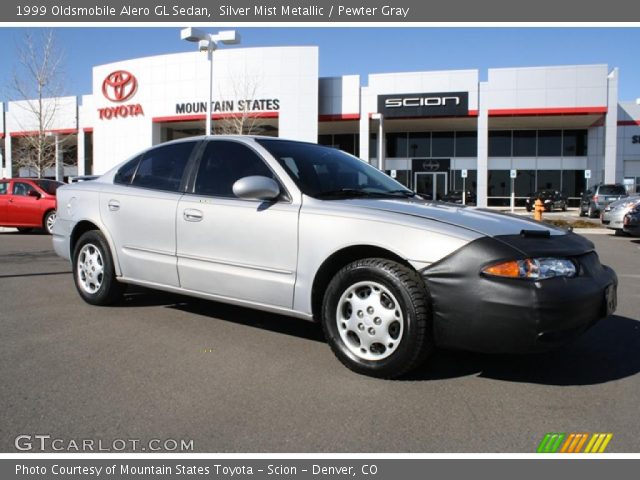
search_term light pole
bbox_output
[180,28,240,136]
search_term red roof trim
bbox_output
[319,114,360,122]
[618,120,640,126]
[489,107,607,117]
[10,128,78,138]
[83,127,94,133]
[152,112,280,123]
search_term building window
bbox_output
[537,130,562,156]
[488,131,512,157]
[562,170,587,198]
[317,134,359,156]
[408,132,430,157]
[450,169,477,193]
[513,130,537,157]
[455,131,477,157]
[431,132,454,157]
[562,130,588,156]
[386,133,408,157]
[488,170,510,197]
[370,133,378,159]
[537,170,562,191]
[514,170,536,196]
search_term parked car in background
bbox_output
[525,190,568,212]
[441,190,477,205]
[0,178,62,234]
[623,204,640,236]
[51,136,617,378]
[580,184,627,218]
[601,195,640,235]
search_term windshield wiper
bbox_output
[386,189,416,197]
[316,188,416,199]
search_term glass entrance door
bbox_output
[414,172,447,201]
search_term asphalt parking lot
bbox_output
[1,227,639,452]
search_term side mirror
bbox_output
[28,190,41,199]
[232,176,280,201]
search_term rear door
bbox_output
[99,141,198,287]
[176,140,300,308]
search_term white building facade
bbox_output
[2,46,639,207]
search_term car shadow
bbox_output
[119,286,325,343]
[406,315,640,386]
[117,288,640,385]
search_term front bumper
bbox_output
[421,232,617,353]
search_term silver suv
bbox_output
[579,184,627,218]
[52,136,617,378]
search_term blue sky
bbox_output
[1,27,639,101]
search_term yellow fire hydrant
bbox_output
[534,198,545,221]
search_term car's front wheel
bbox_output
[43,210,56,235]
[72,230,124,305]
[322,258,433,379]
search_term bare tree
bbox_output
[214,71,275,136]
[10,30,66,178]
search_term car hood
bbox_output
[338,197,566,237]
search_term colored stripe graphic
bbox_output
[537,433,566,453]
[584,433,613,453]
[538,433,613,453]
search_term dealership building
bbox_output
[1,45,640,207]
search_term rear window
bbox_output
[599,185,626,195]
[34,180,64,195]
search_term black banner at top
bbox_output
[1,0,640,22]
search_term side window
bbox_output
[194,141,275,198]
[114,155,142,185]
[13,182,36,196]
[130,142,196,192]
[0,182,7,195]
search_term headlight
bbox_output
[482,258,577,280]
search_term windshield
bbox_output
[34,180,64,195]
[256,139,413,199]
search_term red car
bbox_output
[0,178,63,234]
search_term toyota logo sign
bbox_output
[102,70,138,103]
[421,160,440,172]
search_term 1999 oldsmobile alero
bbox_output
[52,136,617,378]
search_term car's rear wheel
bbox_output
[321,258,433,379]
[72,230,124,305]
[43,210,56,235]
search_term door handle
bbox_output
[183,209,203,222]
[107,200,120,211]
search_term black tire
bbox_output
[562,203,568,212]
[588,204,598,218]
[579,206,586,217]
[43,210,56,235]
[321,258,433,379]
[526,206,532,213]
[72,230,124,306]
[17,227,33,233]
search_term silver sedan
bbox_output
[601,195,640,234]
[52,136,617,378]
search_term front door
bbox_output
[176,140,299,309]
[414,172,447,201]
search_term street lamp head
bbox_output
[180,27,207,43]
[213,30,240,45]
[198,39,214,52]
